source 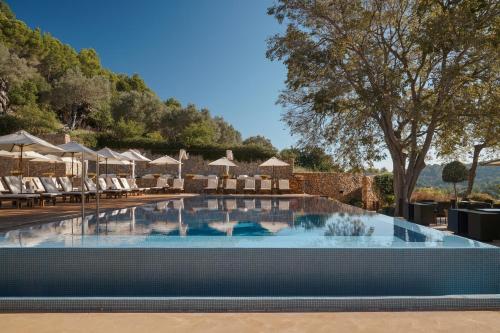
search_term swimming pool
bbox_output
[0,196,499,312]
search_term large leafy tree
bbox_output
[243,135,277,153]
[267,0,499,215]
[437,72,500,196]
[50,68,111,130]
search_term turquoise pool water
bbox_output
[0,196,491,248]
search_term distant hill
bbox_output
[417,164,500,197]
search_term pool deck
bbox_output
[2,312,500,333]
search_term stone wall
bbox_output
[292,172,380,210]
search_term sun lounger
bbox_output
[119,178,142,196]
[97,178,123,198]
[126,178,150,194]
[259,179,272,194]
[40,177,86,204]
[169,178,184,193]
[0,179,37,208]
[204,177,219,193]
[150,177,169,193]
[224,179,237,194]
[57,177,76,192]
[108,177,131,197]
[278,179,291,194]
[243,179,256,193]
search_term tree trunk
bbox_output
[466,144,484,197]
[0,77,9,115]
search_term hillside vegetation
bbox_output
[0,1,276,161]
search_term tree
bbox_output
[436,73,500,196]
[243,135,277,153]
[0,42,40,114]
[179,120,217,146]
[442,161,468,204]
[281,146,339,171]
[213,116,242,145]
[14,103,61,134]
[267,0,499,216]
[160,103,212,142]
[78,48,102,77]
[114,118,145,138]
[50,67,110,130]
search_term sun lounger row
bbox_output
[203,178,291,194]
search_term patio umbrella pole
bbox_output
[19,145,23,194]
[81,151,85,222]
[96,153,100,224]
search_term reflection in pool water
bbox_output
[0,196,492,248]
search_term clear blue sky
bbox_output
[7,0,293,147]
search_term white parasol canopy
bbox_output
[259,157,290,181]
[209,157,237,176]
[0,130,65,154]
[121,149,151,162]
[150,155,181,165]
[0,131,65,191]
[259,157,289,167]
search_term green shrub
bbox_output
[114,118,145,138]
[442,161,468,201]
[411,187,451,202]
[69,129,98,148]
[468,192,495,203]
[373,173,394,206]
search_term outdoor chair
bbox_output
[83,178,102,196]
[119,178,142,196]
[127,178,150,194]
[169,178,184,193]
[204,178,219,193]
[109,177,131,197]
[278,179,291,194]
[224,179,237,194]
[4,176,59,206]
[259,179,272,194]
[0,179,37,208]
[40,177,85,204]
[97,178,123,198]
[243,179,256,193]
[150,177,169,193]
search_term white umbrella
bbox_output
[97,147,126,175]
[121,150,151,179]
[58,142,100,178]
[59,142,102,217]
[0,130,64,191]
[150,155,181,177]
[259,157,290,181]
[209,157,237,176]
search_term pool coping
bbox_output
[1,295,500,312]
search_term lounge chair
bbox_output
[243,179,256,193]
[4,176,60,206]
[169,178,184,193]
[126,178,150,194]
[97,177,123,198]
[40,177,85,204]
[119,178,142,196]
[108,177,131,197]
[150,177,169,193]
[278,179,291,194]
[83,178,103,196]
[259,179,272,194]
[204,177,218,193]
[58,176,95,202]
[0,179,37,208]
[224,179,237,194]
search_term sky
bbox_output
[7,0,393,170]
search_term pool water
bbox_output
[0,196,491,248]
